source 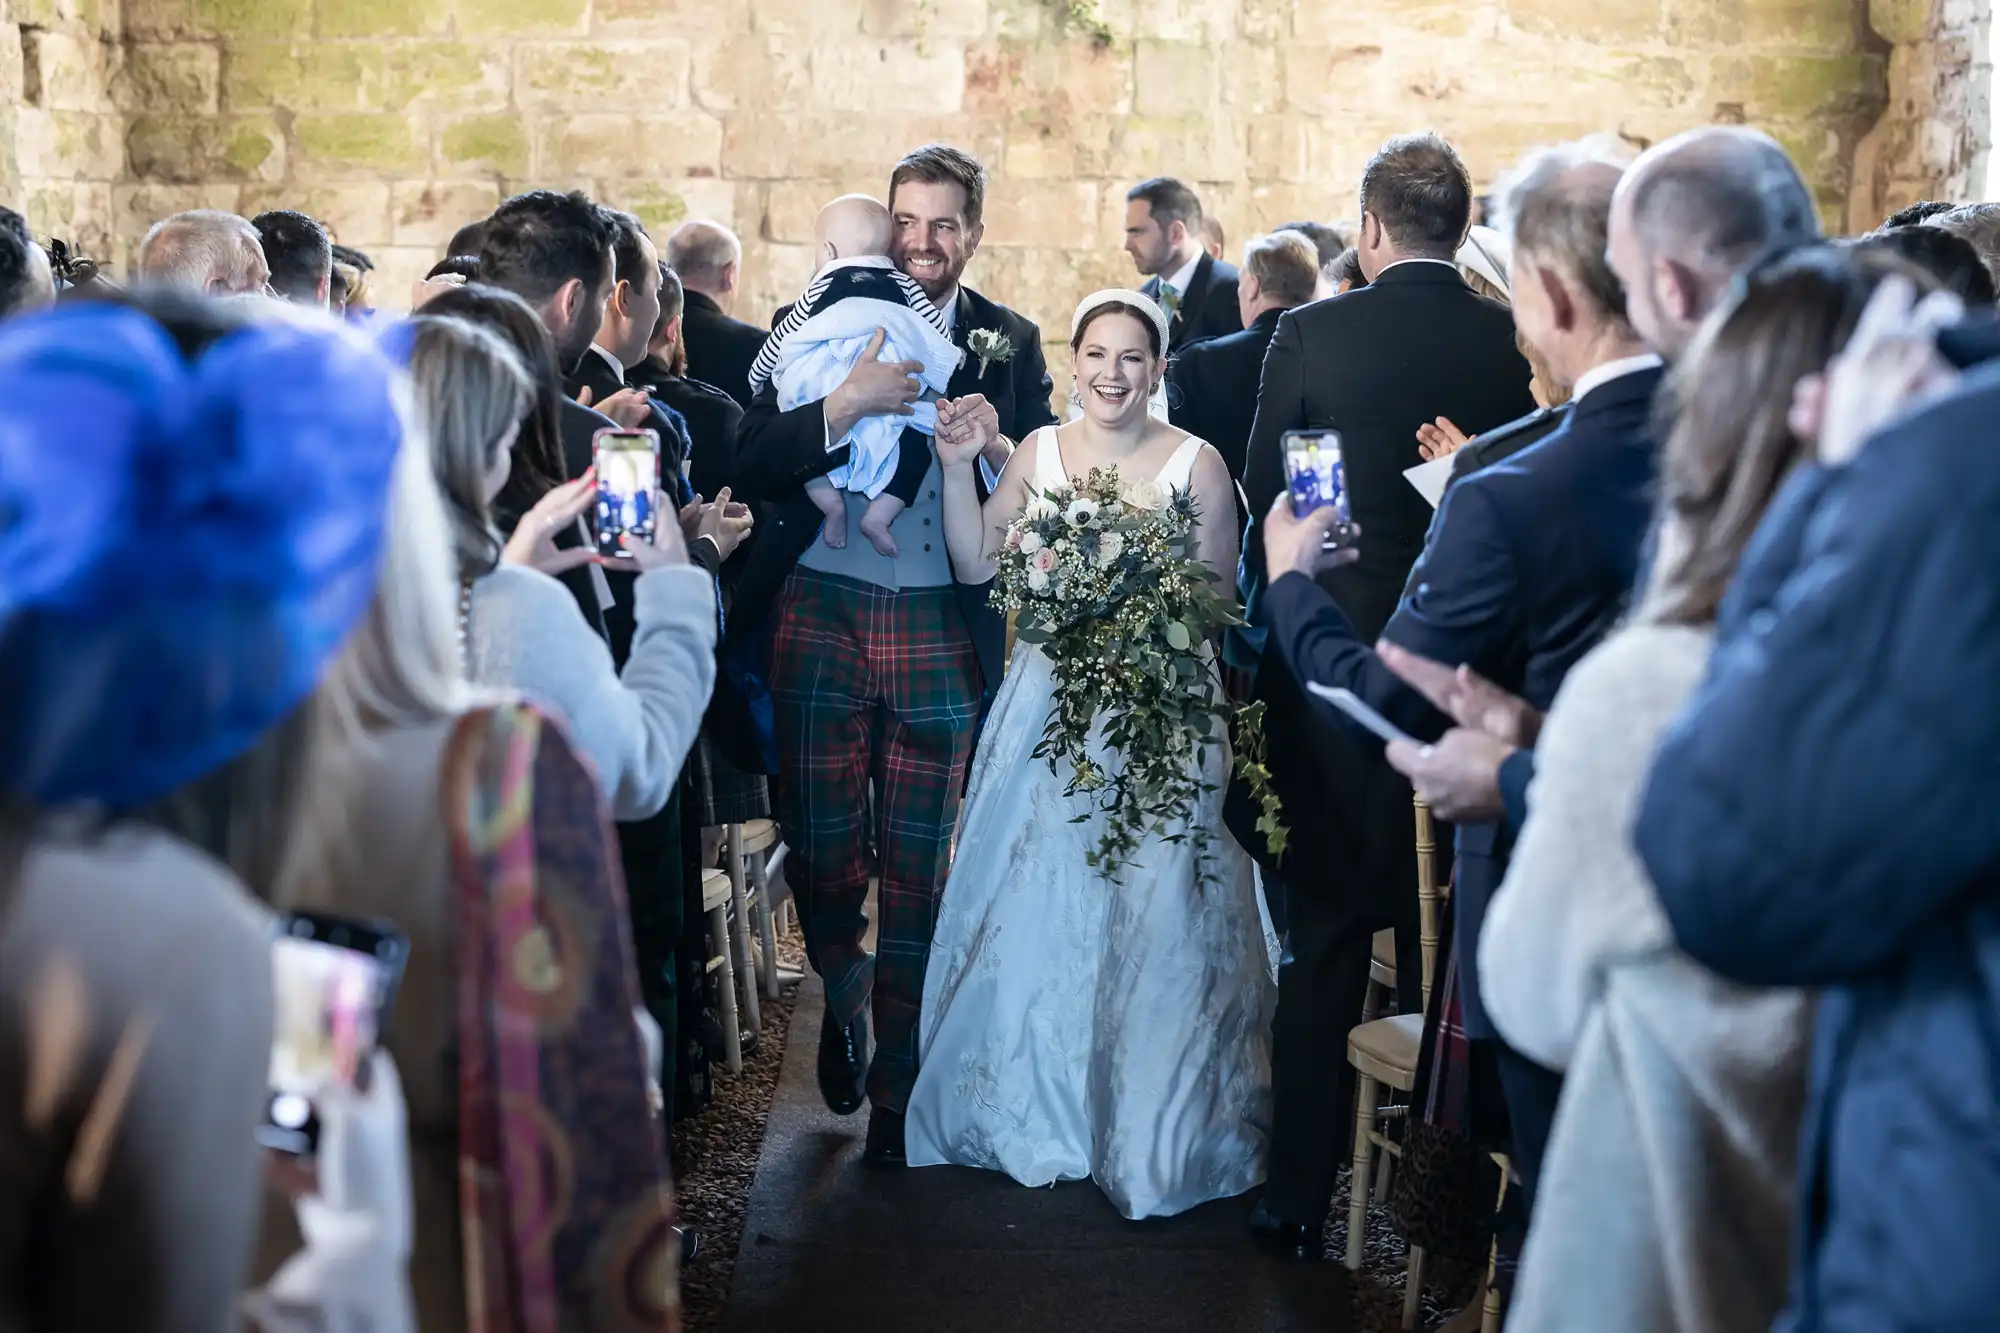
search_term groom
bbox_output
[731,143,1058,1163]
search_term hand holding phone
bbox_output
[1306,683,1432,755]
[259,912,408,1158]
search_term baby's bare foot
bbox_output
[821,518,848,549]
[860,513,900,558]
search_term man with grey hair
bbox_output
[1254,140,1670,1249]
[1923,201,2000,298]
[137,210,270,297]
[1603,125,1819,359]
[667,219,763,406]
[1168,229,1320,495]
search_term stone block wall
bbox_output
[3,0,124,260]
[1849,0,1991,227]
[97,0,1900,354]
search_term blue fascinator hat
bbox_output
[0,301,407,809]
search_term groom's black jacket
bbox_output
[730,283,1057,694]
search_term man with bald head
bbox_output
[668,219,764,406]
[1251,140,1671,1247]
[1605,125,1819,359]
[137,209,270,297]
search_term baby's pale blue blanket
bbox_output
[771,293,962,498]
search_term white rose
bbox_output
[1023,496,1060,522]
[1096,531,1125,566]
[1064,498,1100,528]
[1123,480,1168,512]
[1026,567,1051,593]
[1019,530,1044,555]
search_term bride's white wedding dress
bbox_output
[904,427,1277,1220]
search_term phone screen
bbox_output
[595,429,660,558]
[1282,430,1348,521]
[260,913,407,1156]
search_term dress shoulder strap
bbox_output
[1157,433,1208,493]
[1030,425,1068,493]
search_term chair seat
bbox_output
[701,868,732,912]
[739,818,780,855]
[1370,929,1396,987]
[1348,1013,1424,1091]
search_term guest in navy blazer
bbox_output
[1125,177,1242,351]
[1259,147,1662,1223]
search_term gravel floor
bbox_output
[673,927,1481,1333]
[672,931,808,1333]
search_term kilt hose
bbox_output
[768,568,980,1112]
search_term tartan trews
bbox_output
[768,568,980,1112]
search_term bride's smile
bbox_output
[1076,313,1160,424]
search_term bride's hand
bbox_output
[935,395,998,468]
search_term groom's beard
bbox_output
[900,247,966,305]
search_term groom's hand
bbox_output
[936,394,1000,468]
[827,328,922,440]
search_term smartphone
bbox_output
[1281,429,1358,547]
[1306,682,1432,755]
[594,428,661,559]
[258,912,409,1156]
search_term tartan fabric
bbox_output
[768,567,980,1110]
[689,732,771,827]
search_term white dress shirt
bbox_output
[1569,352,1665,402]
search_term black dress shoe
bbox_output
[1249,1199,1322,1261]
[863,1106,907,1167]
[816,1008,868,1116]
[675,1225,701,1265]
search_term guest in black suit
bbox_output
[1167,228,1321,498]
[639,260,743,512]
[1125,177,1242,351]
[667,220,767,408]
[251,209,332,308]
[1237,133,1537,1255]
[1256,149,1676,1253]
[733,145,1056,1165]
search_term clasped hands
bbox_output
[1377,642,1542,824]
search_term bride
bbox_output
[910,289,1276,1220]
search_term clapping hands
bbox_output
[1375,641,1543,823]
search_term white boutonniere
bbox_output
[969,327,1015,377]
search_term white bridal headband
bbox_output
[1070,288,1171,351]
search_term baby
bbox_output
[750,195,962,557]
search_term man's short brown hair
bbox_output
[1359,132,1474,258]
[1244,231,1321,308]
[890,144,988,230]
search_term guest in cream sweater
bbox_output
[1478,247,1927,1333]
[405,313,720,821]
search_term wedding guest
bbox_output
[0,293,413,1333]
[734,142,1056,1164]
[1457,223,1511,302]
[1168,229,1321,491]
[0,207,54,316]
[445,217,488,261]
[1851,224,1995,303]
[1124,176,1241,349]
[477,189,629,481]
[412,313,716,822]
[1634,274,2000,1333]
[329,244,376,316]
[1485,247,1926,1333]
[251,209,332,308]
[1201,212,1226,261]
[642,260,743,506]
[137,209,270,296]
[668,219,765,407]
[1276,219,1348,292]
[1258,142,1660,1231]
[1327,245,1363,294]
[1238,130,1536,1256]
[1923,201,2000,293]
[425,254,480,282]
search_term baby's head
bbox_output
[815,195,895,270]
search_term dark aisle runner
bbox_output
[724,976,1353,1332]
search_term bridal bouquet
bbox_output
[994,466,1286,879]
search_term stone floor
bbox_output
[675,944,1480,1332]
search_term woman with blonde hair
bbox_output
[1480,245,1934,1332]
[405,312,717,822]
